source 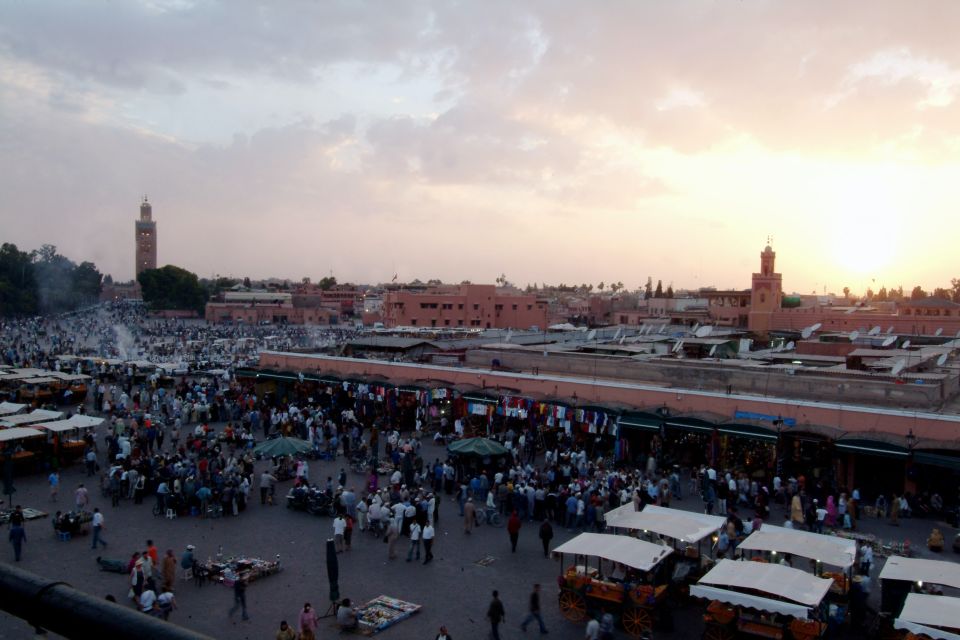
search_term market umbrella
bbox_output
[447,437,509,457]
[252,436,312,458]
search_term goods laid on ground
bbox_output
[201,556,281,586]
[356,595,421,635]
[0,507,48,524]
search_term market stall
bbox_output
[737,525,857,596]
[894,593,960,640]
[37,416,103,462]
[0,402,27,417]
[0,409,64,428]
[692,559,833,640]
[0,427,47,467]
[355,595,422,635]
[879,556,960,618]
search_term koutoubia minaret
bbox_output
[748,237,783,334]
[135,196,157,278]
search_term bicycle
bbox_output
[476,507,503,527]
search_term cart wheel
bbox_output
[558,589,587,622]
[704,623,735,640]
[622,606,653,636]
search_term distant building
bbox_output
[382,284,547,330]
[747,244,783,333]
[205,290,340,325]
[135,197,157,278]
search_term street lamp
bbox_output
[906,428,917,451]
[774,415,784,478]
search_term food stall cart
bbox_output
[737,525,857,597]
[17,377,58,405]
[0,402,27,417]
[879,556,960,619]
[894,593,960,640]
[200,555,282,587]
[553,532,673,636]
[0,427,47,468]
[0,409,64,428]
[605,503,727,588]
[37,415,103,462]
[693,559,832,640]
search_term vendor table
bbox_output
[200,556,281,586]
[356,595,421,635]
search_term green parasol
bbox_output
[447,437,509,457]
[252,436,312,458]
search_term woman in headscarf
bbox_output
[825,496,838,527]
[790,494,804,527]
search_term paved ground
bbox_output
[1,432,958,640]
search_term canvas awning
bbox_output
[0,409,64,427]
[0,427,46,442]
[690,584,813,620]
[605,504,726,544]
[894,594,960,640]
[739,525,857,569]
[39,415,104,433]
[552,533,672,572]
[447,437,509,457]
[0,402,26,416]
[879,556,960,589]
[696,559,832,608]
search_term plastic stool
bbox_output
[190,507,199,517]
[57,531,71,542]
[165,509,177,520]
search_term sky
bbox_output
[2,1,959,295]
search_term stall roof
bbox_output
[0,402,27,416]
[0,409,64,427]
[690,584,813,620]
[48,372,92,381]
[0,427,46,442]
[894,594,960,640]
[738,525,857,569]
[696,559,833,608]
[605,504,726,544]
[38,415,104,432]
[879,556,960,589]
[19,377,59,385]
[552,532,673,572]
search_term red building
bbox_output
[382,284,547,330]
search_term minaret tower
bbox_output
[135,196,157,278]
[748,237,783,333]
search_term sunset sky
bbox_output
[2,2,958,294]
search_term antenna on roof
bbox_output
[881,336,896,347]
[902,339,911,349]
[845,307,856,315]
[658,325,665,334]
[868,326,881,336]
[695,326,713,338]
[937,353,948,367]
[935,327,943,337]
[691,323,700,335]
[887,325,895,334]
[504,329,513,343]
[801,326,814,340]
[849,330,860,342]
[709,345,717,357]
[618,335,626,345]
[786,341,795,350]
[587,329,596,341]
[811,323,822,332]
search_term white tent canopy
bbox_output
[38,415,104,433]
[738,525,857,568]
[605,504,727,544]
[697,559,832,607]
[880,556,960,590]
[0,427,46,442]
[552,532,673,572]
[0,409,64,427]
[894,594,960,640]
[690,584,813,620]
[0,402,26,416]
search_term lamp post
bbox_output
[774,415,784,479]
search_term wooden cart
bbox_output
[553,532,673,636]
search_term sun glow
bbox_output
[827,175,902,278]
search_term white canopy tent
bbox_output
[894,594,960,640]
[605,504,726,544]
[738,525,857,569]
[690,559,832,620]
[0,402,27,416]
[880,556,960,590]
[38,415,104,433]
[552,532,673,572]
[0,409,64,427]
[0,427,46,442]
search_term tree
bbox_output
[951,278,960,303]
[932,287,952,300]
[654,280,663,298]
[843,286,851,301]
[665,284,674,298]
[616,281,624,292]
[138,265,208,314]
[597,282,605,291]
[910,285,927,300]
[31,245,101,313]
[865,288,874,300]
[243,277,252,288]
[0,243,37,316]
[318,276,337,290]
[644,277,653,300]
[877,286,888,301]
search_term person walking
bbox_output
[520,583,548,634]
[91,507,107,549]
[228,576,249,621]
[298,603,319,639]
[464,498,476,535]
[260,470,277,506]
[333,514,346,553]
[406,521,422,562]
[49,471,59,502]
[507,511,522,553]
[75,483,89,512]
[539,520,554,558]
[487,590,506,640]
[435,625,453,640]
[422,522,435,564]
[9,523,26,561]
[386,520,400,560]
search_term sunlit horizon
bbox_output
[2,2,958,295]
